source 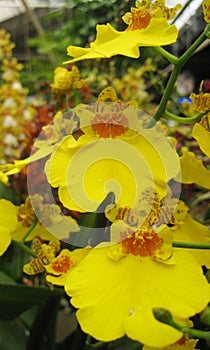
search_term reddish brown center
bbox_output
[91,112,129,138]
[121,228,163,257]
[127,9,152,31]
[51,255,71,273]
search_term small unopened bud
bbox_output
[200,305,210,326]
[153,308,173,325]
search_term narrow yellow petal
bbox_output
[64,18,178,64]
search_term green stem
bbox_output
[173,241,210,249]
[86,335,92,345]
[154,47,179,65]
[21,216,39,242]
[179,28,208,66]
[153,308,210,340]
[147,65,182,128]
[12,240,37,258]
[163,110,206,124]
[147,29,208,128]
[170,319,210,340]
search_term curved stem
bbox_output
[173,241,210,249]
[163,110,206,124]
[181,327,210,340]
[153,47,179,65]
[12,240,37,258]
[147,29,208,128]
[179,28,208,65]
[21,216,39,242]
[169,316,210,340]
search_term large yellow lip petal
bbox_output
[46,130,179,213]
[64,18,178,64]
[65,247,210,347]
[45,103,180,216]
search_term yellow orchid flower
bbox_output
[65,240,210,347]
[50,65,85,95]
[190,81,210,113]
[64,0,181,64]
[23,237,90,286]
[23,237,61,275]
[45,247,90,286]
[64,186,210,347]
[45,103,180,215]
[0,198,51,255]
[107,187,210,267]
[50,66,73,95]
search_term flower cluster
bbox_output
[0,1,210,350]
[0,29,36,162]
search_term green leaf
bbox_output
[0,284,63,320]
[0,319,27,350]
[27,296,61,350]
[0,244,31,281]
[0,271,16,285]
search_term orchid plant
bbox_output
[0,1,210,349]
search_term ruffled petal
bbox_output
[176,148,210,189]
[65,246,210,347]
[65,18,178,64]
[46,111,180,214]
